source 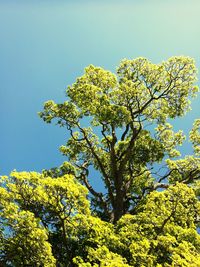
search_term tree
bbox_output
[39,56,198,223]
[1,56,200,266]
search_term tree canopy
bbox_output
[1,56,200,266]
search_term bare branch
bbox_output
[121,123,130,141]
[76,162,110,217]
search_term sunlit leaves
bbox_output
[155,123,186,157]
[190,119,200,156]
[115,183,200,266]
[0,172,91,265]
[23,56,200,265]
[0,177,56,266]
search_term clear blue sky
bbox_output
[1,0,200,176]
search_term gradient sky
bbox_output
[1,0,200,177]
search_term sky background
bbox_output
[1,0,200,177]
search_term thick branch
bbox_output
[76,162,110,217]
[101,123,111,151]
[79,127,109,181]
[118,123,142,172]
[110,124,118,183]
[121,123,130,141]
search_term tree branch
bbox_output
[121,123,130,141]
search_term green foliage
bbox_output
[116,183,200,266]
[39,56,199,223]
[1,56,200,266]
[0,182,56,266]
[0,176,199,266]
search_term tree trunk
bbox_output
[113,189,125,223]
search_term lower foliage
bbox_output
[0,172,199,266]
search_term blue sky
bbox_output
[1,0,200,176]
